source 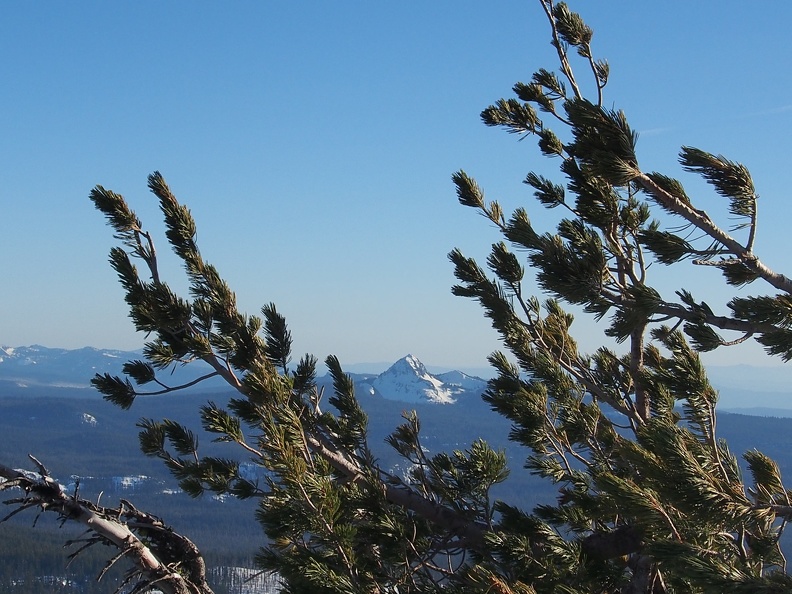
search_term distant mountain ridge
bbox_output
[3,343,791,409]
[0,345,487,404]
[0,345,135,388]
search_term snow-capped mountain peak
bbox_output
[393,354,431,378]
[368,354,485,404]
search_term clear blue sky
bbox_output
[2,1,792,370]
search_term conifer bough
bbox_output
[5,1,792,593]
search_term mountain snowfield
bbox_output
[0,345,487,404]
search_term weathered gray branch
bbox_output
[0,462,212,594]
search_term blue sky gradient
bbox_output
[2,2,792,370]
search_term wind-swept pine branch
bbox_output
[86,169,521,592]
[449,1,792,592]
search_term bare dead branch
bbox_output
[0,461,213,594]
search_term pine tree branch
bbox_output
[0,462,212,594]
[302,429,490,550]
[766,505,792,520]
[136,371,221,396]
[600,290,783,343]
[636,173,792,295]
[92,176,496,570]
[657,302,779,336]
[746,197,758,253]
[541,1,583,101]
[510,289,643,424]
[630,326,649,422]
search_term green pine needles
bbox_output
[69,1,792,593]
